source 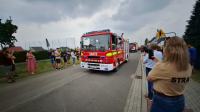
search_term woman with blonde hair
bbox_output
[147,36,192,112]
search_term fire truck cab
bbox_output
[80,29,129,71]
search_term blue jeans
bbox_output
[146,67,153,100]
[72,58,75,64]
[151,93,185,112]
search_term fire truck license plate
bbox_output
[89,66,98,69]
[90,52,97,56]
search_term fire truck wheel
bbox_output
[113,60,120,72]
[124,55,128,63]
[113,66,119,72]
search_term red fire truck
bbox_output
[129,42,138,53]
[80,29,129,71]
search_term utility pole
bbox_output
[66,38,68,48]
[74,38,76,49]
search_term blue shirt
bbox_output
[189,47,197,61]
[143,50,163,69]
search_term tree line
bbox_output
[0,18,18,49]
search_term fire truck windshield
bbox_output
[81,34,110,51]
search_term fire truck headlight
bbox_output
[106,52,113,57]
[81,62,85,66]
[112,52,117,55]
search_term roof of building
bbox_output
[7,46,24,52]
[30,47,45,51]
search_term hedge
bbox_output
[0,50,49,64]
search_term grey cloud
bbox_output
[111,0,173,32]
[113,0,173,20]
[0,0,114,23]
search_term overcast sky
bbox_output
[0,0,197,49]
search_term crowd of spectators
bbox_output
[48,48,80,70]
[141,36,194,112]
[0,47,80,83]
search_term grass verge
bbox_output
[191,69,200,83]
[0,58,80,83]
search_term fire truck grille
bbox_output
[88,56,100,59]
[87,61,100,63]
[88,63,100,66]
[88,63,100,69]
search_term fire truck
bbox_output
[80,29,129,71]
[129,42,138,53]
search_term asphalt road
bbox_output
[0,53,140,112]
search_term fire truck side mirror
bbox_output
[112,44,117,50]
[119,40,123,45]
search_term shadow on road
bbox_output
[85,63,126,76]
[87,70,115,76]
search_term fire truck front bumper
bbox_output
[80,62,114,71]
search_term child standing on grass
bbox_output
[26,50,37,74]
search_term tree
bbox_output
[184,0,200,51]
[144,38,149,46]
[0,18,18,49]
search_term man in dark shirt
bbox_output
[2,48,15,83]
[188,44,197,68]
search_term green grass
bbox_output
[0,58,80,83]
[192,70,200,83]
[16,60,55,78]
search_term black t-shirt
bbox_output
[2,54,12,66]
[61,52,66,57]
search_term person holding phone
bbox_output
[143,44,163,100]
[148,37,192,112]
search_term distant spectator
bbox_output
[26,50,37,74]
[10,50,16,77]
[49,49,56,69]
[76,51,80,61]
[61,50,67,67]
[140,45,145,53]
[148,37,192,112]
[143,44,163,100]
[71,51,76,65]
[55,48,62,69]
[188,44,197,68]
[2,48,15,83]
[66,50,71,64]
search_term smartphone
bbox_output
[148,49,154,59]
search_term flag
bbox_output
[45,38,50,48]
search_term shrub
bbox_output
[14,51,27,63]
[33,51,49,60]
[14,50,49,63]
